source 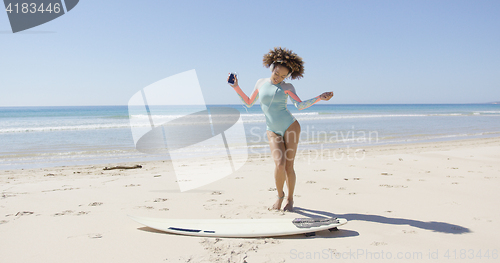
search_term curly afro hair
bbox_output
[263,47,305,80]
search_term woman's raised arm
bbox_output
[280,83,322,110]
[228,75,261,108]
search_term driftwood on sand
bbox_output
[103,165,142,170]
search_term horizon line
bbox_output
[1,102,499,108]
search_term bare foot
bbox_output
[283,199,294,212]
[269,194,285,211]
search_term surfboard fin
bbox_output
[293,217,339,228]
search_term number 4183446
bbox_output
[5,3,61,14]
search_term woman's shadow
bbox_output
[292,207,471,235]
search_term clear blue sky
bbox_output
[1,0,499,106]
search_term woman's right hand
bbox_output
[227,73,238,88]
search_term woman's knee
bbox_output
[275,160,286,172]
[284,161,295,174]
[271,150,286,168]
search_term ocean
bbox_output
[1,104,499,170]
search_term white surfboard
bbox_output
[129,215,347,237]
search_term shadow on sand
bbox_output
[293,207,471,234]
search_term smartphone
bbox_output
[228,72,237,85]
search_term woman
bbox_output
[228,47,333,211]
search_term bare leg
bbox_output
[267,130,286,210]
[283,121,301,212]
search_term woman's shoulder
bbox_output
[254,78,270,89]
[280,82,296,92]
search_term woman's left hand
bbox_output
[319,92,334,101]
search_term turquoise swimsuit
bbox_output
[233,78,321,136]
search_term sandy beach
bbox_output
[1,137,499,262]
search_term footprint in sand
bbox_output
[54,210,74,216]
[44,173,65,177]
[42,187,78,192]
[371,241,388,246]
[379,184,408,188]
[198,237,280,262]
[135,206,155,210]
[211,191,222,195]
[15,211,34,217]
[203,204,214,210]
[88,202,103,206]
[0,220,8,224]
[1,193,16,199]
[76,211,90,215]
[306,181,316,184]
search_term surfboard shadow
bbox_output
[292,207,471,234]
[138,226,168,234]
[274,229,359,240]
